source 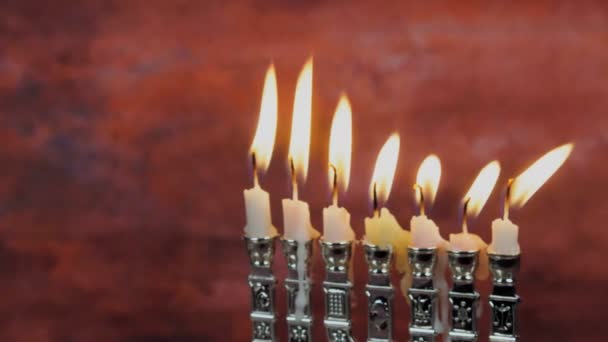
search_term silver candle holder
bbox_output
[488,253,521,342]
[447,250,480,342]
[245,236,278,342]
[364,243,394,342]
[407,247,439,342]
[282,238,314,342]
[320,240,355,342]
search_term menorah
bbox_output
[244,236,520,342]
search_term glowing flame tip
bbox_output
[415,154,442,207]
[249,64,278,174]
[369,134,400,206]
[509,143,574,209]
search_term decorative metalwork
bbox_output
[448,250,480,342]
[364,243,394,341]
[407,247,439,342]
[320,240,354,341]
[245,236,277,342]
[283,239,314,342]
[488,253,520,342]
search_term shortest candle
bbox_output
[364,134,410,271]
[449,161,500,253]
[365,208,410,252]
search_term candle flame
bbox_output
[288,58,313,182]
[369,134,400,207]
[249,64,278,173]
[509,143,574,209]
[328,94,352,193]
[415,154,441,207]
[463,161,501,218]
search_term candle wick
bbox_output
[252,152,259,187]
[372,182,379,217]
[462,197,471,234]
[504,178,513,220]
[290,157,298,200]
[413,184,425,216]
[330,164,338,206]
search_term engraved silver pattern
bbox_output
[488,253,520,342]
[448,250,480,341]
[245,236,277,342]
[320,240,354,341]
[364,243,394,341]
[407,247,439,342]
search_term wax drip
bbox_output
[294,241,309,321]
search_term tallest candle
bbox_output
[282,57,319,243]
[243,64,278,238]
[281,58,319,342]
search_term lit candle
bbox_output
[281,58,319,323]
[282,57,320,242]
[322,95,355,242]
[449,161,500,252]
[364,134,411,272]
[489,144,574,255]
[410,155,445,248]
[243,64,278,238]
[408,154,449,333]
[449,161,500,281]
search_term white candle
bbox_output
[449,160,500,252]
[490,143,573,255]
[410,214,444,248]
[322,95,355,242]
[409,154,449,334]
[488,218,520,255]
[283,198,319,242]
[323,205,354,242]
[283,57,317,320]
[244,185,277,237]
[449,232,480,251]
[243,64,278,238]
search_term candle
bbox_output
[282,57,319,242]
[489,143,574,255]
[449,161,500,280]
[449,161,500,251]
[408,154,450,334]
[410,155,445,248]
[364,134,411,272]
[322,95,355,242]
[243,64,278,238]
[281,58,319,326]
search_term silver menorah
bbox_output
[245,240,521,341]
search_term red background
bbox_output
[0,1,606,341]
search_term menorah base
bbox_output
[449,331,477,342]
[408,327,438,342]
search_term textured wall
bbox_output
[0,1,607,341]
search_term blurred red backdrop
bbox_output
[0,1,606,341]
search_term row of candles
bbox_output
[243,58,573,341]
